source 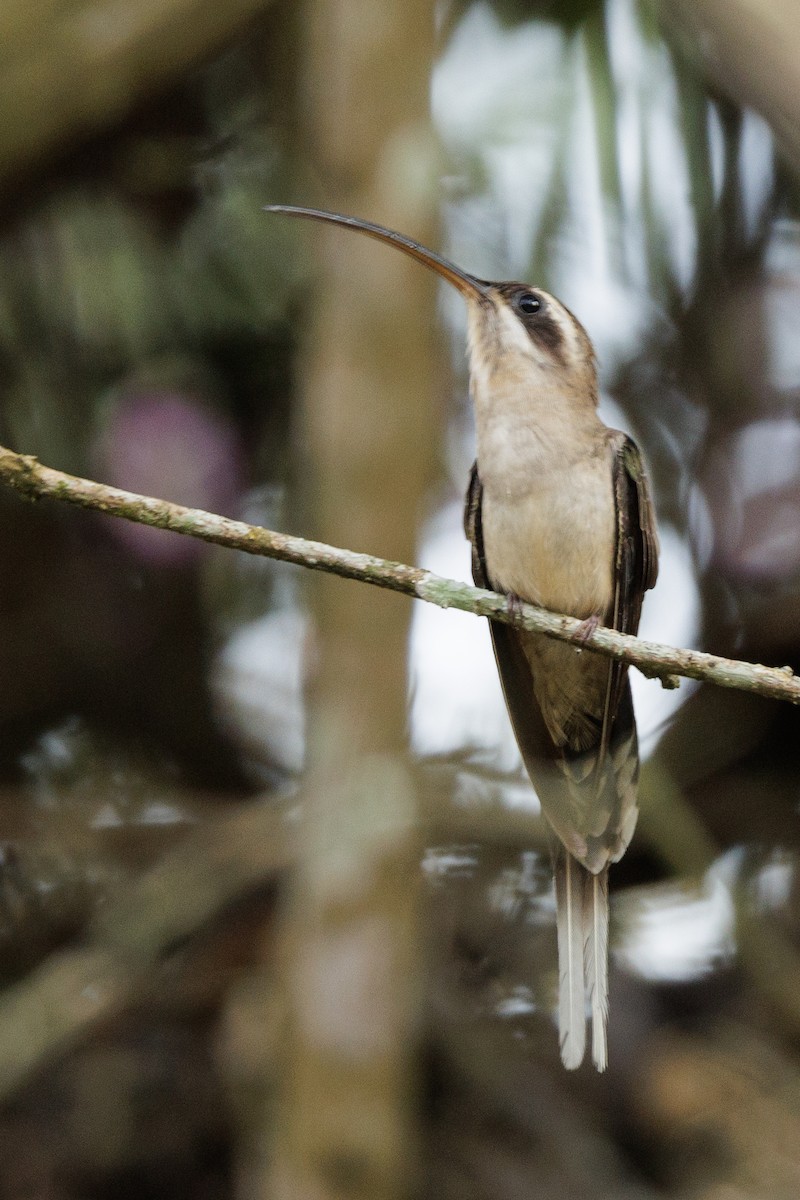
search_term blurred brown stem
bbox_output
[0,442,798,705]
[0,0,277,184]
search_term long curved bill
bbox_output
[264,205,487,299]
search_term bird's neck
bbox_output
[471,371,604,498]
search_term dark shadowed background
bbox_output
[0,1,799,1198]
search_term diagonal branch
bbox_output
[0,442,798,706]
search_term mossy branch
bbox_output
[0,443,797,706]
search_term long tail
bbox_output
[554,851,610,1071]
[554,846,586,1070]
[584,866,609,1072]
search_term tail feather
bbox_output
[554,851,611,1071]
[554,847,586,1070]
[584,867,609,1072]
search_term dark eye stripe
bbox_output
[494,282,566,364]
[528,313,566,364]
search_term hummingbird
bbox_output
[265,205,659,1070]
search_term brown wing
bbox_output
[604,432,659,724]
[463,461,489,591]
[611,433,659,626]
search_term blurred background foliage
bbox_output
[1,0,800,1197]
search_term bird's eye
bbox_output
[517,292,541,315]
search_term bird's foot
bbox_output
[574,613,601,646]
[507,592,525,624]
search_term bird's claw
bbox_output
[507,592,524,623]
[574,613,601,646]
